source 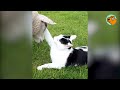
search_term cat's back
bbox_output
[65,47,87,67]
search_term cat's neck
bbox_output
[53,44,73,52]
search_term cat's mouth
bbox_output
[66,44,73,47]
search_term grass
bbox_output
[32,11,88,79]
[88,11,119,47]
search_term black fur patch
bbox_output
[59,38,71,45]
[63,36,70,38]
[65,48,87,67]
[68,47,71,49]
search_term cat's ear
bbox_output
[70,35,77,41]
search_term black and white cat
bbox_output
[37,29,88,70]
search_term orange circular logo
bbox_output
[106,14,117,25]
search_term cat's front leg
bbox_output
[37,63,64,70]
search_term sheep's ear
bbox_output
[70,35,77,41]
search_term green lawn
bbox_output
[32,11,88,79]
[88,11,119,47]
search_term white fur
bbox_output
[43,28,54,47]
[70,35,77,41]
[37,28,87,70]
[75,46,88,52]
[32,11,56,43]
[38,14,56,25]
[32,11,56,25]
[37,29,74,70]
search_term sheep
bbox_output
[32,11,56,43]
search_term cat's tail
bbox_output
[44,28,54,47]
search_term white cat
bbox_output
[37,29,88,70]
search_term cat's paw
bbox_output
[37,66,43,70]
[57,66,63,69]
[58,67,62,69]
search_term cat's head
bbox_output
[53,34,77,50]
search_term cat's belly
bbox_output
[50,48,69,65]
